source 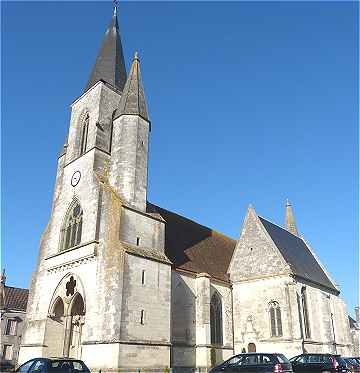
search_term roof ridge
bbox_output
[5,285,29,291]
[148,202,235,241]
[258,215,301,240]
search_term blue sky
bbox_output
[2,2,358,314]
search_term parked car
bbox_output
[343,358,360,373]
[290,354,349,373]
[209,353,293,372]
[15,358,90,373]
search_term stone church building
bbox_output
[18,7,354,372]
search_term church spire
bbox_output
[115,51,149,121]
[85,6,127,93]
[285,199,299,236]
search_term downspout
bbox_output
[231,283,235,355]
[330,312,337,354]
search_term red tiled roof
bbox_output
[147,203,237,282]
[4,286,29,311]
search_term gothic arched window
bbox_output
[80,113,89,155]
[60,201,83,251]
[210,291,223,345]
[269,301,282,337]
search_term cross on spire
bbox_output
[113,0,118,15]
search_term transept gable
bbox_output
[228,206,290,283]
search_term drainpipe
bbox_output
[330,313,337,354]
[231,284,235,355]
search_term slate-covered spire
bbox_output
[115,51,149,121]
[85,6,127,93]
[285,199,299,236]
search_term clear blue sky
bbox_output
[2,2,358,315]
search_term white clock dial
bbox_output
[71,171,81,187]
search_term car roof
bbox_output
[234,353,283,356]
[299,353,339,356]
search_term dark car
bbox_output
[209,353,293,372]
[290,354,349,373]
[343,358,360,373]
[15,358,90,373]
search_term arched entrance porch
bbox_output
[47,274,86,359]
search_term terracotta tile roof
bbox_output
[147,203,237,282]
[4,286,29,312]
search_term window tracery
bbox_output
[269,301,282,337]
[60,201,83,251]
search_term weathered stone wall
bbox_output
[171,272,233,370]
[120,253,171,343]
[228,207,289,284]
[110,115,150,212]
[232,275,302,358]
[119,206,165,251]
[67,83,121,162]
[171,272,196,368]
[231,274,354,359]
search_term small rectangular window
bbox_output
[141,270,146,285]
[2,345,13,360]
[5,320,17,336]
[136,237,140,246]
[140,310,145,325]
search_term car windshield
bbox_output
[49,360,87,373]
[335,356,347,366]
[223,354,276,367]
[276,354,290,363]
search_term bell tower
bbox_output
[19,5,171,371]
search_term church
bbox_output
[18,6,354,372]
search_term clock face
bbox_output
[71,171,81,187]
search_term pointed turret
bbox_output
[115,51,149,121]
[85,6,127,93]
[285,199,299,236]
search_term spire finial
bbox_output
[113,0,118,16]
[285,199,299,236]
[134,51,139,61]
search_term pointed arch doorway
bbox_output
[47,274,86,359]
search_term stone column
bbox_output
[195,273,211,369]
[63,315,73,357]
